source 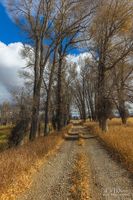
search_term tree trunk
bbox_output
[82,77,86,122]
[82,103,86,122]
[117,89,128,125]
[44,54,56,135]
[29,39,42,141]
[119,105,128,125]
[121,117,127,125]
[56,57,62,131]
[44,93,50,135]
[30,80,42,140]
[97,61,109,132]
[99,118,108,132]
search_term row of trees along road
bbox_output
[73,0,133,132]
[4,0,133,146]
[7,0,96,145]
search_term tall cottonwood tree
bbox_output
[7,0,96,138]
[88,0,133,131]
[73,57,97,121]
[0,102,11,125]
[111,60,133,124]
[84,59,97,121]
[74,66,87,121]
[52,0,96,131]
[7,0,58,140]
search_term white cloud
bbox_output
[66,52,92,65]
[0,83,11,103]
[0,42,26,68]
[0,41,27,102]
[0,42,92,102]
[66,52,92,72]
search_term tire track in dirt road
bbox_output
[17,140,78,200]
[17,125,133,200]
[84,136,133,200]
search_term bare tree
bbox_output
[88,0,133,131]
[52,0,96,131]
[9,87,32,146]
[0,102,11,125]
[7,0,96,138]
[111,60,133,124]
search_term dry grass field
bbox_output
[0,125,13,150]
[85,118,133,172]
[0,125,70,200]
[70,153,90,200]
[0,136,62,200]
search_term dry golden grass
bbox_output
[77,139,85,146]
[70,153,91,200]
[0,125,12,150]
[85,118,133,172]
[0,125,71,200]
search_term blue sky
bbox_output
[0,2,87,102]
[0,3,27,44]
[0,3,28,102]
[0,3,83,53]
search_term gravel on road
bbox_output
[17,140,79,200]
[85,138,133,200]
[17,125,133,200]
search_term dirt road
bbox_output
[17,125,133,200]
[85,139,133,200]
